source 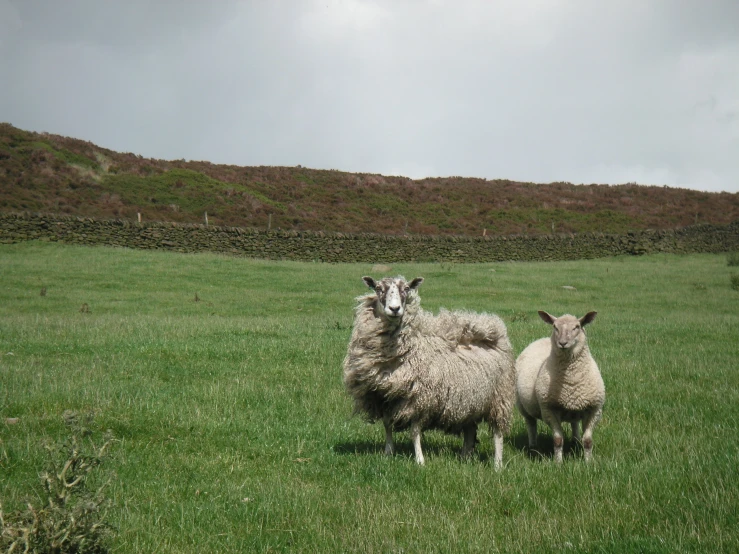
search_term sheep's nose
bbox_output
[558,340,568,348]
[389,306,400,315]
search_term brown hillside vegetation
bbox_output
[1,122,737,236]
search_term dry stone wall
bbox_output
[1,212,737,263]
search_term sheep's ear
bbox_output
[362,276,376,289]
[538,311,556,325]
[580,311,597,327]
[408,277,424,290]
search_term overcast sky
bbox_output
[1,1,738,193]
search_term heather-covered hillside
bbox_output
[1,123,737,236]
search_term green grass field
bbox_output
[1,242,738,553]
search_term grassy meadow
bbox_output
[1,241,738,553]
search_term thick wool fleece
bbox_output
[343,291,516,436]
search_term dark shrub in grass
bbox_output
[728,252,739,266]
[731,274,739,291]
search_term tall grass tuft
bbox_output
[728,252,739,266]
[731,274,739,291]
[0,412,115,554]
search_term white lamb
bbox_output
[343,276,516,468]
[515,311,604,462]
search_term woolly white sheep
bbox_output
[515,311,604,462]
[343,276,516,468]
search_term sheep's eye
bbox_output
[403,286,410,293]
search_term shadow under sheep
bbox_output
[334,429,586,463]
[333,436,494,463]
[511,430,586,462]
[334,438,450,459]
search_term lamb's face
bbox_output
[539,311,597,352]
[362,275,424,322]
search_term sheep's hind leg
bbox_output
[461,424,477,459]
[581,408,601,462]
[383,417,395,456]
[543,411,565,463]
[411,421,425,465]
[523,414,538,449]
[571,419,581,446]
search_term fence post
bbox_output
[204,212,208,226]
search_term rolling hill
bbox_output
[1,122,737,236]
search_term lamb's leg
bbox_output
[461,424,477,458]
[491,423,504,471]
[523,414,538,449]
[581,408,601,462]
[383,417,394,456]
[571,419,581,445]
[543,411,565,463]
[411,421,425,465]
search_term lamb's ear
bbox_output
[362,276,376,289]
[580,311,597,327]
[538,311,556,325]
[408,277,424,289]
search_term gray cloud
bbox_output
[1,0,737,192]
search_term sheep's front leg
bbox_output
[411,421,425,465]
[581,408,602,462]
[491,423,504,471]
[383,417,394,456]
[461,424,477,459]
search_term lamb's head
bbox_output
[539,311,597,356]
[362,275,423,323]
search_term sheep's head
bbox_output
[539,311,597,354]
[363,275,423,323]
